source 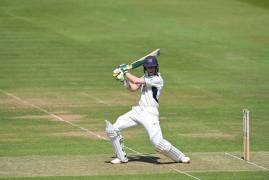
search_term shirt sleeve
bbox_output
[144,75,163,88]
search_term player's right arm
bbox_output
[125,72,144,92]
[127,82,140,92]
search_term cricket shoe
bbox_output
[180,156,191,163]
[110,158,128,164]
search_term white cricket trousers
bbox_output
[113,106,163,146]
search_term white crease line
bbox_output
[225,152,268,171]
[0,89,107,141]
[0,89,200,180]
[81,92,111,106]
[124,146,200,180]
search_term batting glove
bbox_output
[112,68,125,82]
[118,64,130,74]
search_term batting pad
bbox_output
[105,120,128,162]
[156,139,185,162]
[167,145,185,162]
[155,139,171,152]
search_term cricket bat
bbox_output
[129,48,160,70]
[112,49,160,79]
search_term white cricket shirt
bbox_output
[138,73,163,108]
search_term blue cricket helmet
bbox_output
[143,56,159,73]
[143,56,158,67]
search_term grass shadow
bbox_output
[238,0,269,10]
[105,154,176,164]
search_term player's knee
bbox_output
[105,120,119,139]
[113,115,125,130]
[151,136,159,147]
[116,115,125,121]
[154,139,172,153]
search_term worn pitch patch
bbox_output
[52,131,107,139]
[178,130,237,139]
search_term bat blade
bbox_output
[130,48,160,70]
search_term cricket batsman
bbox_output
[105,55,190,164]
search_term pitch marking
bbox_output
[0,90,107,141]
[124,146,200,180]
[225,152,268,171]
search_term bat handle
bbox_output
[131,61,144,69]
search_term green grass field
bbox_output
[0,0,269,179]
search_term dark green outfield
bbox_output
[2,171,269,180]
[0,0,268,179]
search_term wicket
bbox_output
[243,109,250,161]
